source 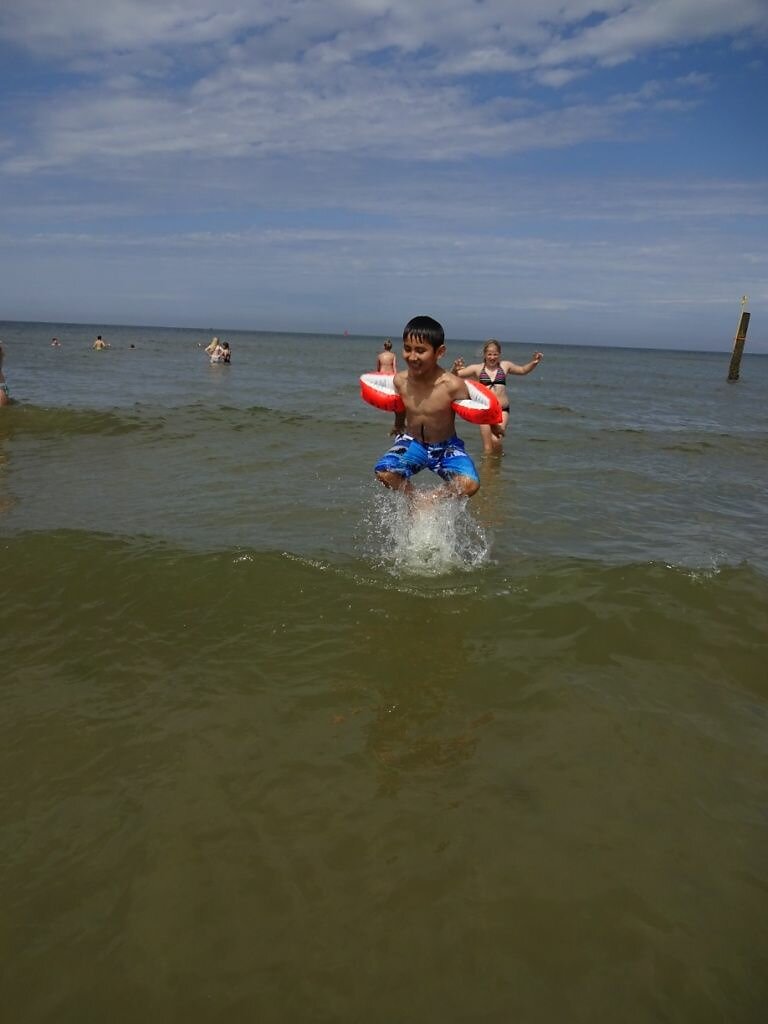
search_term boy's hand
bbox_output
[491,422,505,438]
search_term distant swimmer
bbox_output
[375,339,398,435]
[376,339,396,374]
[51,337,61,347]
[210,339,228,364]
[0,342,11,406]
[92,334,109,350]
[452,339,542,455]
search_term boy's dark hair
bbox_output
[403,315,444,350]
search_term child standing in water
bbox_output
[376,339,396,373]
[376,339,399,435]
[374,316,500,499]
[452,339,542,454]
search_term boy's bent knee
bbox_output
[376,469,408,491]
[451,475,480,498]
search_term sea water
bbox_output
[1,320,767,1022]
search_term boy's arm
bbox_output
[391,371,407,434]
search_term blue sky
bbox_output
[1,0,766,350]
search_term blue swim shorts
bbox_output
[374,433,479,484]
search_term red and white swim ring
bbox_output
[359,373,404,413]
[359,373,502,425]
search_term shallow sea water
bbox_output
[1,320,767,1022]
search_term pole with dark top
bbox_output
[727,295,750,382]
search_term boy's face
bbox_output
[402,333,445,377]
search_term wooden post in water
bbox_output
[727,295,750,382]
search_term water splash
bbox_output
[362,486,490,577]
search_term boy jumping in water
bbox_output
[375,316,500,499]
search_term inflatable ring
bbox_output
[360,373,405,413]
[359,373,502,425]
[454,379,503,425]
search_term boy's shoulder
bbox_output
[436,366,465,393]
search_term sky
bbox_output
[1,0,767,350]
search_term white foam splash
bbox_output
[363,486,490,577]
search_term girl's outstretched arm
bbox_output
[451,359,482,378]
[503,353,543,375]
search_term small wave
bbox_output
[0,404,152,437]
[0,401,321,441]
[547,404,582,416]
[191,402,324,432]
[661,441,716,453]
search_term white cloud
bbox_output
[537,0,768,70]
[0,0,260,55]
[2,1,766,70]
[1,1,762,180]
[1,47,721,176]
[534,67,588,88]
[4,175,766,241]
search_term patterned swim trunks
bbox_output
[374,433,479,484]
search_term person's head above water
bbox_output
[402,315,444,350]
[383,339,392,350]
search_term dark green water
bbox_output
[1,321,767,1021]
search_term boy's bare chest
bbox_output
[406,382,450,413]
[406,367,452,397]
